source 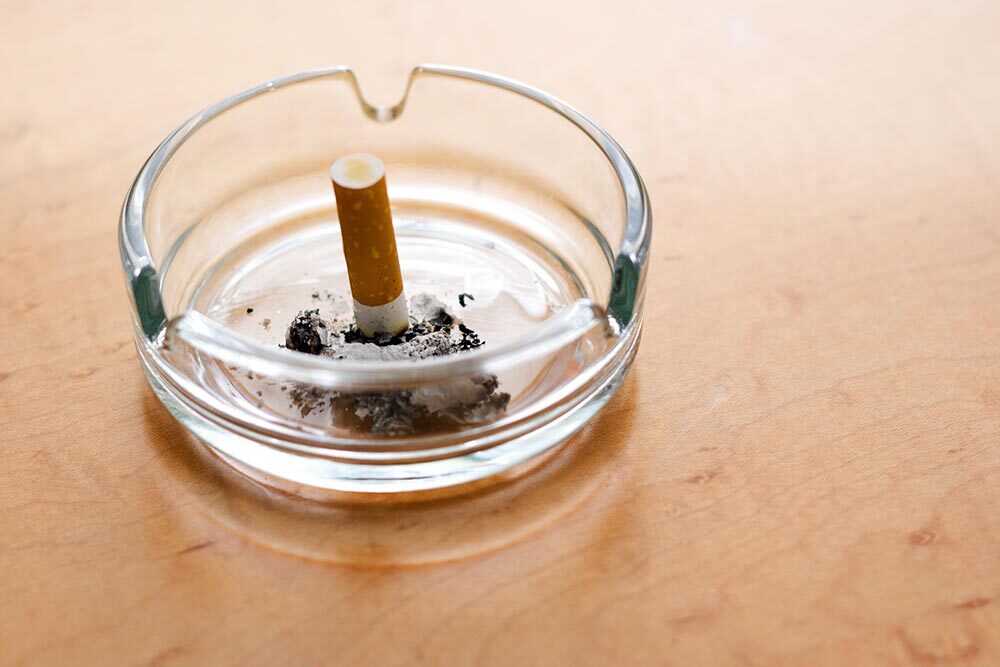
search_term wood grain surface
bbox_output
[2,1,999,664]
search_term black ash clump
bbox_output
[456,323,482,351]
[458,292,475,307]
[285,309,329,355]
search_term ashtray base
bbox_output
[142,323,639,498]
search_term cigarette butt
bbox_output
[330,153,409,336]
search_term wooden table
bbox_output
[3,1,999,664]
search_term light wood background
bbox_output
[3,1,999,664]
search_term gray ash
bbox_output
[279,293,509,435]
[287,384,329,418]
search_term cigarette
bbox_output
[330,153,409,337]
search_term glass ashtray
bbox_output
[119,65,650,498]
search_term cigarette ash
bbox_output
[281,293,509,435]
